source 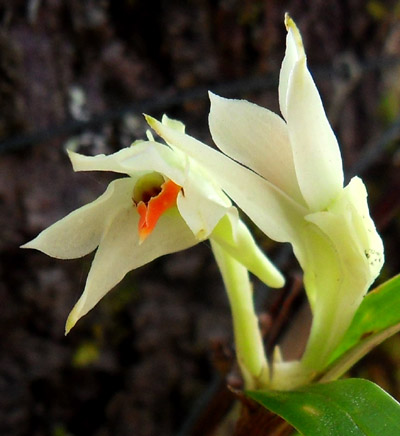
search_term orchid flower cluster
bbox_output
[23,15,383,392]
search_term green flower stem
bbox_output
[300,297,360,373]
[211,240,269,389]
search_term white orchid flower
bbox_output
[146,15,384,375]
[22,116,283,334]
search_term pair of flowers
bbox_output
[24,16,383,376]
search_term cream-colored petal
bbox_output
[278,14,300,120]
[65,207,198,333]
[285,34,344,211]
[21,178,136,259]
[146,115,307,245]
[68,145,147,175]
[339,177,384,279]
[300,177,384,369]
[120,141,185,186]
[211,214,285,288]
[209,93,304,204]
[176,159,232,240]
[307,176,384,283]
[68,141,183,179]
[161,114,186,132]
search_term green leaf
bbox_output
[247,378,400,436]
[321,274,400,380]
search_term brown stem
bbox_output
[232,391,294,436]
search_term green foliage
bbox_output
[247,379,400,436]
[322,275,400,380]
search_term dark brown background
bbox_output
[1,1,400,435]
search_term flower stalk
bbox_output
[211,240,269,389]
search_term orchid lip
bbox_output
[132,172,182,242]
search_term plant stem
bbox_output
[211,240,269,389]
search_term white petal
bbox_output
[177,159,232,240]
[21,178,136,259]
[161,114,186,132]
[209,93,304,204]
[120,141,185,185]
[68,141,182,178]
[146,115,307,245]
[68,145,146,175]
[347,178,384,279]
[307,176,384,282]
[279,14,300,119]
[285,22,344,211]
[211,214,285,288]
[65,207,198,333]
[300,177,384,368]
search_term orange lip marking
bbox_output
[137,180,181,242]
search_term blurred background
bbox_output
[1,1,400,435]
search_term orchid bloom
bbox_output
[22,116,283,335]
[146,15,384,378]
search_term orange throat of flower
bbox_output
[134,177,181,243]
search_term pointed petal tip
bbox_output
[66,148,80,161]
[66,149,86,172]
[64,317,75,336]
[284,13,305,58]
[145,115,163,137]
[20,237,41,251]
[66,148,77,156]
[208,91,223,102]
[284,12,292,28]
[209,92,225,116]
[65,308,79,335]
[144,114,157,126]
[284,13,298,32]
[209,92,233,111]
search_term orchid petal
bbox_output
[209,93,305,204]
[306,177,384,285]
[300,177,384,368]
[146,115,307,246]
[285,17,344,211]
[65,208,198,333]
[340,177,384,279]
[177,160,232,240]
[69,142,185,184]
[67,146,146,175]
[120,142,185,185]
[278,13,299,119]
[161,114,186,133]
[21,178,136,259]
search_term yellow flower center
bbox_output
[132,172,181,242]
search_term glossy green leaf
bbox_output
[247,378,400,436]
[321,274,400,380]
